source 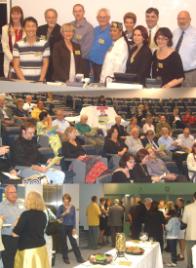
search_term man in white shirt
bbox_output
[173,11,196,87]
[52,109,70,135]
[145,7,159,51]
[23,95,36,114]
[100,21,129,83]
[177,127,195,152]
[182,192,196,268]
[125,127,143,155]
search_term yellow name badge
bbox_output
[158,62,164,69]
[98,38,105,45]
[76,34,82,40]
[40,35,47,41]
[75,50,81,56]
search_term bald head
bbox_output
[177,11,191,30]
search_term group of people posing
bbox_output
[1,4,196,87]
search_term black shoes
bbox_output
[63,258,70,264]
[77,258,85,263]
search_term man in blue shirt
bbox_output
[88,8,112,82]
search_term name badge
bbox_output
[76,34,82,40]
[98,38,105,45]
[34,52,42,57]
[158,62,164,69]
[40,35,47,40]
[75,50,81,55]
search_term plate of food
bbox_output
[126,246,144,255]
[89,254,113,265]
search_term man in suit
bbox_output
[145,7,159,51]
[37,8,62,81]
[182,192,196,268]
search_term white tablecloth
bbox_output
[192,245,196,268]
[74,241,163,268]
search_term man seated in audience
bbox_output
[156,115,171,137]
[173,11,196,87]
[23,95,36,114]
[0,95,15,126]
[72,3,94,77]
[112,115,127,140]
[142,115,155,134]
[142,129,159,149]
[75,115,104,146]
[52,109,70,135]
[37,8,62,81]
[145,7,159,51]
[13,98,28,123]
[11,121,65,184]
[31,100,47,121]
[88,8,112,82]
[100,21,129,83]
[158,127,177,152]
[176,127,195,153]
[12,17,50,81]
[125,127,143,155]
[182,110,196,127]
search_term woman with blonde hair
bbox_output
[13,191,50,268]
[52,23,84,82]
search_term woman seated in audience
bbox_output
[123,12,137,49]
[169,107,185,129]
[126,25,152,86]
[1,6,24,78]
[129,148,164,183]
[142,115,155,134]
[152,27,184,88]
[103,126,127,156]
[187,143,196,182]
[12,191,50,268]
[36,111,52,136]
[158,127,177,153]
[52,23,84,82]
[126,116,140,133]
[112,152,135,183]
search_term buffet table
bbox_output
[74,241,163,268]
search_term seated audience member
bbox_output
[88,8,112,82]
[182,110,196,127]
[142,115,155,134]
[146,148,186,182]
[52,23,83,82]
[173,11,196,87]
[112,115,127,140]
[75,115,103,146]
[0,95,15,126]
[36,111,52,136]
[169,107,185,129]
[144,200,166,250]
[127,116,140,133]
[11,122,65,184]
[72,4,94,77]
[103,126,127,156]
[176,127,195,152]
[152,27,184,88]
[187,143,196,182]
[126,25,152,86]
[13,98,28,122]
[123,12,137,49]
[129,149,162,183]
[52,109,70,135]
[37,8,62,81]
[142,129,159,149]
[12,17,50,81]
[100,21,129,83]
[125,127,143,155]
[31,100,47,121]
[23,95,36,114]
[112,152,135,183]
[156,115,171,137]
[1,6,24,78]
[145,7,159,51]
[158,127,177,152]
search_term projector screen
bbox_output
[11,0,196,31]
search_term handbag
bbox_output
[180,221,187,230]
[46,220,61,236]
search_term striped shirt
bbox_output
[12,37,50,81]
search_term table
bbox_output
[74,241,163,268]
[192,245,196,268]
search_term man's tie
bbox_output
[175,31,185,52]
[148,29,152,46]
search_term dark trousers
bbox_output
[82,59,91,78]
[111,226,123,247]
[168,239,178,264]
[1,235,18,268]
[88,226,99,249]
[91,62,102,82]
[60,225,82,261]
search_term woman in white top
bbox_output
[1,6,24,78]
[143,115,155,134]
[187,143,196,182]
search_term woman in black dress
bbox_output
[144,200,166,250]
[152,27,184,88]
[126,25,152,86]
[112,152,135,183]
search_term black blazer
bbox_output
[37,24,62,81]
[52,40,84,82]
[126,44,152,85]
